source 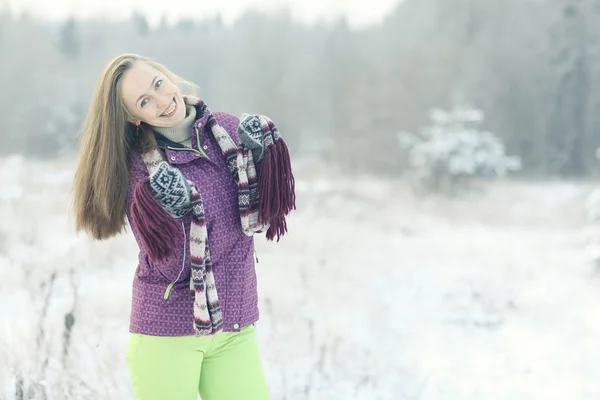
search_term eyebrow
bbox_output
[136,76,158,106]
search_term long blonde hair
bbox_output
[72,53,197,240]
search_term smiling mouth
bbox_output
[160,98,177,117]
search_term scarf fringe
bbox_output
[131,177,179,261]
[257,138,296,241]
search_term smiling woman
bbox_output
[120,62,188,127]
[70,53,295,400]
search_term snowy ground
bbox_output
[1,155,600,400]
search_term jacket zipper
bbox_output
[164,221,187,300]
[163,126,205,300]
[167,126,209,159]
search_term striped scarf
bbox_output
[130,98,295,336]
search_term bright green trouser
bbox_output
[126,325,270,400]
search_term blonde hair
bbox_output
[72,53,197,240]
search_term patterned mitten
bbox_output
[238,113,265,163]
[149,162,192,218]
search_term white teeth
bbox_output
[162,100,176,117]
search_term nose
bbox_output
[156,93,172,109]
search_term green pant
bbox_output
[126,325,269,400]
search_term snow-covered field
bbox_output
[1,155,599,400]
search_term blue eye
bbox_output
[139,78,163,108]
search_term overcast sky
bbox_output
[3,0,400,27]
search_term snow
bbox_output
[1,156,599,399]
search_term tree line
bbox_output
[1,0,599,177]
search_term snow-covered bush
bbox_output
[397,104,521,194]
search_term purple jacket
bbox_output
[125,111,259,336]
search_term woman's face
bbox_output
[120,61,186,128]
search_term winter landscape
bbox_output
[3,0,600,399]
[1,152,600,399]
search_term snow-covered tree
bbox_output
[398,103,521,194]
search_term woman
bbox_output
[72,53,295,400]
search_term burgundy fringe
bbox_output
[277,139,296,213]
[257,147,272,223]
[130,177,180,261]
[266,216,288,241]
[257,137,296,242]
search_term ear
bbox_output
[129,118,141,126]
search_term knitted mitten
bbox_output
[238,113,265,163]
